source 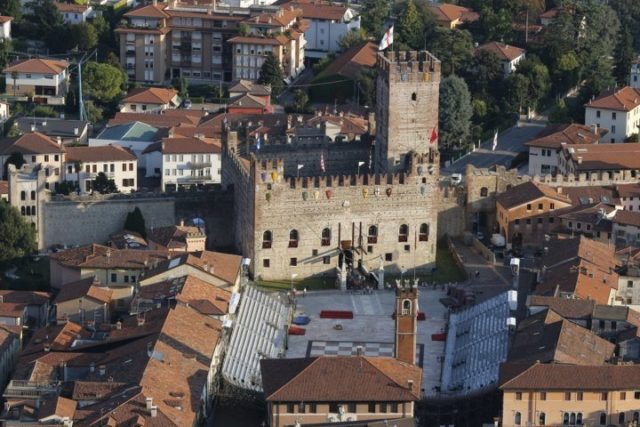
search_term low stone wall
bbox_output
[472,237,496,264]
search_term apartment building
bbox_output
[116,2,244,84]
[585,87,640,143]
[0,132,64,189]
[228,7,307,81]
[63,145,138,193]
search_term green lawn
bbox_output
[255,277,336,292]
[1,256,50,291]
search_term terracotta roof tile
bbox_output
[54,2,89,13]
[185,251,242,285]
[616,183,640,199]
[527,295,595,320]
[0,132,64,155]
[615,209,640,227]
[525,123,606,149]
[123,87,178,105]
[261,356,422,402]
[496,181,571,209]
[562,143,640,170]
[65,145,137,163]
[279,0,351,21]
[160,136,222,154]
[319,41,377,80]
[50,243,170,270]
[429,3,479,24]
[124,3,169,18]
[4,58,69,75]
[587,87,640,111]
[37,396,76,420]
[0,290,50,305]
[0,180,7,195]
[476,42,525,62]
[146,225,205,250]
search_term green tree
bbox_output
[337,29,367,51]
[426,27,474,76]
[292,89,309,113]
[0,39,12,71]
[0,201,36,263]
[514,57,550,111]
[548,99,572,124]
[3,152,25,179]
[466,49,503,97]
[124,207,146,238]
[69,22,98,51]
[258,53,284,97]
[477,6,512,43]
[504,73,530,115]
[172,76,189,98]
[24,0,63,50]
[614,27,635,86]
[439,75,473,155]
[83,62,126,103]
[360,0,390,38]
[397,0,423,49]
[0,0,21,20]
[238,23,249,36]
[91,172,117,194]
[85,101,103,124]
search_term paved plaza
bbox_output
[286,288,448,396]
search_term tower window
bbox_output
[419,224,429,241]
[398,224,408,242]
[411,92,417,101]
[262,230,272,249]
[321,227,331,246]
[289,229,299,248]
[402,299,412,315]
[368,225,378,244]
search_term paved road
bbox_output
[442,118,548,175]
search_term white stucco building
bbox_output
[64,145,138,193]
[3,59,69,105]
[585,87,640,143]
[54,2,94,24]
[0,16,12,39]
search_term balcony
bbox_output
[177,175,212,184]
[126,50,136,57]
[4,380,60,399]
[187,161,210,169]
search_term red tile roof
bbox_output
[185,251,242,285]
[526,124,606,149]
[124,3,169,18]
[65,145,136,163]
[562,143,640,171]
[54,2,89,13]
[54,277,112,304]
[261,356,422,402]
[123,87,178,105]
[0,180,7,195]
[586,87,640,111]
[319,41,377,80]
[4,58,69,75]
[496,181,571,209]
[0,290,50,305]
[615,209,640,227]
[279,0,350,21]
[429,3,479,25]
[50,243,169,270]
[0,132,63,155]
[476,41,525,62]
[160,136,222,154]
[0,16,12,24]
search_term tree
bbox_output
[548,99,572,124]
[83,62,126,103]
[337,29,367,51]
[439,75,473,155]
[292,89,309,113]
[466,49,504,97]
[69,22,98,51]
[172,76,189,99]
[426,27,474,76]
[513,57,550,111]
[258,53,284,97]
[0,201,36,263]
[3,152,25,179]
[85,101,103,124]
[397,0,424,49]
[91,172,117,194]
[23,0,63,49]
[0,0,21,21]
[124,207,146,238]
[614,27,635,86]
[360,0,390,38]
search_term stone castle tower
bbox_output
[375,50,441,173]
[395,284,418,365]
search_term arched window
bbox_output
[634,412,639,422]
[402,299,412,315]
[576,413,582,425]
[262,230,272,249]
[20,191,25,201]
[20,206,25,215]
[480,187,488,197]
[30,191,35,200]
[25,206,30,216]
[570,413,576,425]
[564,413,570,425]
[31,206,36,216]
[619,413,625,425]
[321,228,331,246]
[419,223,429,241]
[398,224,409,242]
[599,413,606,425]
[289,229,299,248]
[368,225,378,244]
[539,412,546,426]
[411,92,417,101]
[514,412,521,426]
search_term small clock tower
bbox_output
[394,283,418,365]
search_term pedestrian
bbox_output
[303,287,307,297]
[475,270,480,279]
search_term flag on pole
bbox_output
[256,136,262,151]
[491,130,499,151]
[358,161,365,167]
[430,127,438,144]
[320,153,325,173]
[378,26,394,51]
[297,164,304,170]
[369,152,373,169]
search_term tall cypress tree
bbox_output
[258,53,284,97]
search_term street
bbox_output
[442,118,548,175]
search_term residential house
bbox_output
[0,16,12,39]
[631,58,640,89]
[585,87,640,143]
[120,87,180,113]
[146,222,207,253]
[533,236,619,305]
[6,164,49,247]
[90,121,162,158]
[139,250,243,291]
[0,304,27,327]
[15,117,90,145]
[228,80,273,114]
[3,59,70,104]
[496,181,572,247]
[48,244,170,308]
[557,142,640,176]
[475,42,525,76]
[131,274,231,318]
[429,3,479,29]
[539,7,561,26]
[616,183,640,212]
[54,2,93,24]
[54,277,112,325]
[261,356,422,427]
[228,7,308,81]
[556,202,615,244]
[0,101,8,126]
[115,2,243,84]
[63,145,138,193]
[278,0,360,60]
[613,210,640,246]
[500,363,640,427]
[310,41,377,103]
[0,330,20,404]
[0,132,64,188]
[143,135,222,191]
[0,290,51,328]
[525,123,607,176]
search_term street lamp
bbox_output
[290,273,298,291]
[400,266,407,287]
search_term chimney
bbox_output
[150,407,158,418]
[592,123,599,135]
[557,186,562,194]
[99,365,106,376]
[356,345,363,356]
[56,136,62,145]
[146,397,153,410]
[30,124,35,132]
[90,362,95,373]
[577,156,583,165]
[115,321,122,330]
[137,315,145,326]
[44,343,50,352]
[407,379,414,389]
[73,127,79,136]
[180,219,184,227]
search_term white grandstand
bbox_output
[222,285,291,392]
[441,290,517,395]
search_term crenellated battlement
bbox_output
[377,50,441,84]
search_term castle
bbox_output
[222,50,442,284]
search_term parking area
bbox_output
[286,288,448,395]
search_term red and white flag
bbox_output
[320,152,326,173]
[430,127,438,144]
[378,26,394,51]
